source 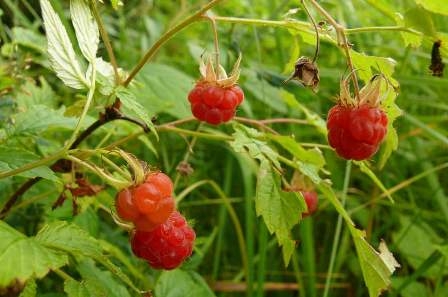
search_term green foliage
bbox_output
[154,270,216,297]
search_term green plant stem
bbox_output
[301,0,319,62]
[0,149,66,179]
[322,161,352,297]
[158,126,233,141]
[308,0,360,101]
[66,63,96,149]
[123,0,226,86]
[345,26,420,35]
[89,0,120,83]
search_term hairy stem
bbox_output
[89,0,120,84]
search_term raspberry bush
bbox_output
[0,1,446,297]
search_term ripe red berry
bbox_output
[188,83,244,125]
[115,188,139,222]
[301,191,318,218]
[327,104,388,160]
[131,211,196,270]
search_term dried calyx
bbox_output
[198,53,242,88]
[284,56,320,91]
[338,74,389,108]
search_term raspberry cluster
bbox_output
[115,172,195,270]
[188,83,244,125]
[327,104,388,160]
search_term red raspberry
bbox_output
[188,83,244,125]
[327,104,388,160]
[131,211,196,270]
[115,188,139,222]
[301,191,318,218]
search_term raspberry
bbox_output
[188,83,244,125]
[301,191,318,218]
[115,188,139,222]
[114,171,175,230]
[327,104,388,160]
[131,211,196,270]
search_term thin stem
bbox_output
[322,161,352,297]
[0,178,41,219]
[66,63,97,149]
[0,149,66,179]
[345,26,420,35]
[124,0,226,86]
[204,15,221,71]
[89,0,120,83]
[234,117,279,134]
[308,0,360,100]
[157,126,233,141]
[301,0,319,62]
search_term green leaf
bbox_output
[255,160,306,265]
[70,0,99,62]
[230,124,281,170]
[64,279,91,297]
[35,221,102,259]
[404,6,437,37]
[270,135,325,184]
[394,14,422,48]
[0,147,57,181]
[19,280,37,297]
[16,78,57,110]
[75,260,131,297]
[393,216,445,277]
[350,51,397,84]
[13,27,46,54]
[154,270,215,297]
[9,105,76,138]
[115,86,157,138]
[130,64,194,119]
[414,0,448,16]
[378,79,402,168]
[40,0,87,89]
[352,229,399,297]
[0,221,68,287]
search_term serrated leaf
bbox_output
[155,270,215,297]
[230,124,281,170]
[0,221,68,287]
[9,105,77,138]
[350,51,397,84]
[270,134,325,184]
[86,58,117,95]
[0,147,57,181]
[64,279,91,297]
[35,221,102,259]
[19,280,37,297]
[40,0,87,89]
[404,6,437,37]
[16,78,57,110]
[115,86,157,138]
[70,0,99,61]
[76,260,131,297]
[414,0,448,16]
[394,14,422,48]
[378,80,402,168]
[255,160,306,265]
[352,229,399,297]
[13,27,46,54]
